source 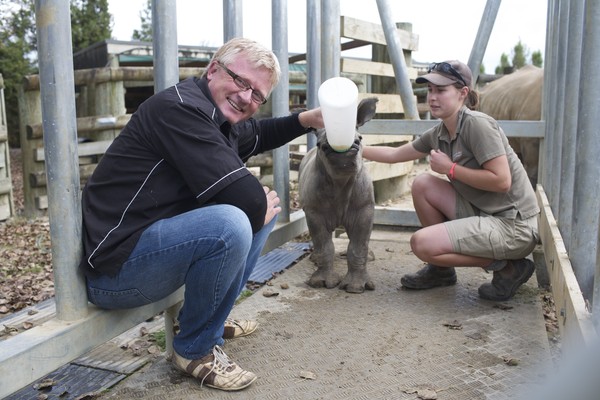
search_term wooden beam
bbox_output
[536,185,597,351]
[341,58,418,80]
[358,93,417,114]
[35,140,113,162]
[341,16,419,50]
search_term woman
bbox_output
[362,60,539,301]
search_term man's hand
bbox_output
[264,186,281,225]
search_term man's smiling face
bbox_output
[206,56,272,124]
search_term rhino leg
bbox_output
[306,217,341,289]
[338,213,375,293]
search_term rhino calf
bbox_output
[298,97,378,293]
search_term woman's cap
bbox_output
[416,60,472,88]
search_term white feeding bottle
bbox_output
[318,77,358,152]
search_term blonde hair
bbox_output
[203,37,281,90]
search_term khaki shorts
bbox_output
[444,194,540,260]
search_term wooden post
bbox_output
[90,79,126,141]
[17,85,45,217]
[0,73,14,220]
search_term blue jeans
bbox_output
[86,204,276,359]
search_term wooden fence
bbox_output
[17,16,423,217]
[0,74,14,221]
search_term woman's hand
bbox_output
[263,186,281,225]
[429,149,454,175]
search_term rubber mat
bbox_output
[6,363,125,400]
[249,241,311,283]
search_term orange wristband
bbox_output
[449,162,457,180]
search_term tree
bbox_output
[0,0,37,146]
[494,40,544,74]
[132,0,152,42]
[70,0,112,54]
[0,0,112,146]
[531,51,543,68]
[495,53,511,74]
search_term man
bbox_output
[79,37,323,391]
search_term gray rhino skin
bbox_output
[298,97,378,293]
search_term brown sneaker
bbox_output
[401,264,457,289]
[171,345,257,391]
[478,258,535,301]
[223,319,259,339]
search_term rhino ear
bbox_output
[356,97,379,128]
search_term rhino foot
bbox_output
[339,273,375,293]
[308,269,341,289]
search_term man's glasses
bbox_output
[428,62,467,87]
[217,61,268,105]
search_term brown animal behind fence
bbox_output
[479,65,543,187]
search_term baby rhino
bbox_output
[298,97,378,293]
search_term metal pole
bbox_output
[559,0,584,248]
[542,0,559,195]
[306,0,321,150]
[321,0,340,81]
[152,0,179,92]
[152,0,179,356]
[375,0,419,120]
[223,0,243,41]
[467,0,501,83]
[272,0,290,222]
[549,0,570,216]
[573,0,600,309]
[34,0,87,321]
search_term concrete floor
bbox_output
[93,228,553,400]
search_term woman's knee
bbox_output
[410,230,426,258]
[411,173,438,200]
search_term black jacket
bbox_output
[80,76,307,277]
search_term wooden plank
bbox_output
[536,185,597,351]
[341,58,418,80]
[374,206,420,228]
[341,16,419,50]
[358,93,419,114]
[0,178,12,194]
[365,160,412,181]
[35,140,113,162]
[361,134,412,145]
[27,114,132,140]
[29,163,98,188]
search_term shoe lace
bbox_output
[200,345,234,387]
[225,318,242,328]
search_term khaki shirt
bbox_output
[412,107,539,219]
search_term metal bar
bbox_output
[549,0,570,215]
[542,0,559,193]
[306,0,321,150]
[0,289,184,398]
[559,0,585,249]
[359,119,545,138]
[321,0,340,81]
[34,0,87,321]
[223,0,243,41]
[272,0,291,221]
[152,0,179,92]
[152,0,179,356]
[468,0,501,83]
[375,0,419,120]
[573,0,600,313]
